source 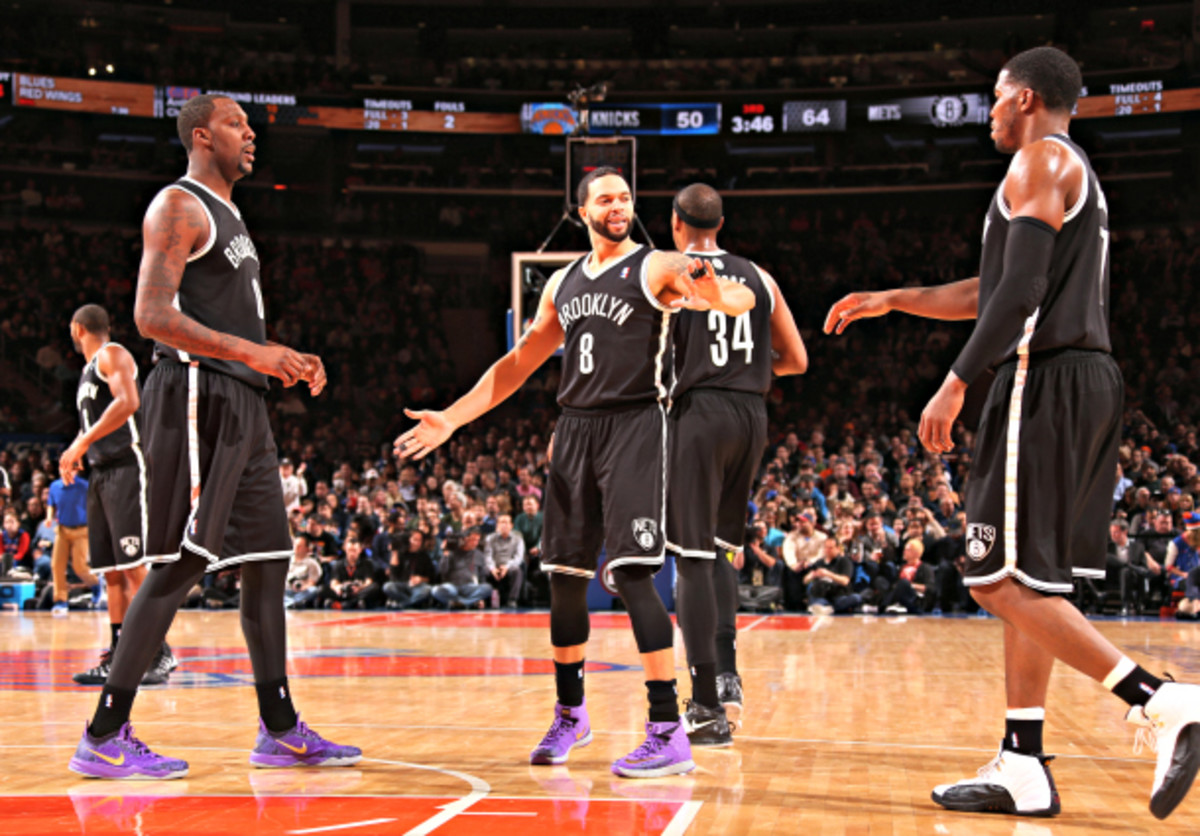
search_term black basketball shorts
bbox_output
[964,350,1123,594]
[667,389,767,559]
[87,455,150,574]
[142,362,293,572]
[542,403,667,583]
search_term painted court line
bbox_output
[662,800,704,836]
[289,818,397,834]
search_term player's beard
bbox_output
[589,212,632,243]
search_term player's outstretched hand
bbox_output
[823,291,893,335]
[394,409,454,461]
[669,258,717,311]
[300,353,326,396]
[247,344,307,387]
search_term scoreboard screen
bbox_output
[12,73,159,117]
[862,93,990,127]
[161,87,520,134]
[566,137,636,209]
[1074,81,1200,119]
[586,103,721,136]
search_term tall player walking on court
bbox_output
[60,304,175,687]
[666,184,807,746]
[397,168,754,777]
[68,94,360,779]
[826,47,1200,819]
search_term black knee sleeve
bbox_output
[675,557,717,667]
[240,559,291,684]
[105,548,208,691]
[611,564,674,654]
[549,573,591,648]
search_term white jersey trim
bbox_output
[1044,135,1089,224]
[639,252,673,313]
[582,243,643,281]
[163,184,217,263]
[666,540,717,560]
[752,263,778,314]
[181,175,242,220]
[89,342,138,384]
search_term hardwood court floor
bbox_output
[1,608,1199,834]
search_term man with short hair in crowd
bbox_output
[323,536,383,610]
[483,513,525,608]
[279,458,307,514]
[1106,517,1159,616]
[736,521,783,612]
[383,529,435,610]
[781,510,826,610]
[431,527,492,609]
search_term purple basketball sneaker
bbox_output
[611,720,695,779]
[530,701,592,765]
[68,722,189,780]
[249,715,362,768]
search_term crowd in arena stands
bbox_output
[1,199,1198,615]
[2,5,1186,97]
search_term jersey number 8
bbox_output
[708,311,754,366]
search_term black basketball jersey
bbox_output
[554,245,673,410]
[151,177,269,390]
[671,250,776,397]
[978,133,1111,359]
[76,343,143,467]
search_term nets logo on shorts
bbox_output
[966,523,997,561]
[120,536,141,557]
[632,518,659,551]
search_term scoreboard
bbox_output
[1074,81,1200,119]
[11,73,159,118]
[6,72,1200,137]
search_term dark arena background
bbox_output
[2,1,1200,833]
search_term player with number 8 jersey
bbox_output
[395,167,755,778]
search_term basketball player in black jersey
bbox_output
[826,47,1200,820]
[59,304,175,687]
[397,168,754,778]
[666,184,807,747]
[69,94,359,780]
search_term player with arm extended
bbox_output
[68,94,358,781]
[396,168,754,778]
[825,47,1200,820]
[665,183,806,745]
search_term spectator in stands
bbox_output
[1106,517,1159,615]
[280,458,308,513]
[880,538,937,614]
[483,513,524,607]
[1164,513,1200,604]
[804,536,854,616]
[737,522,783,612]
[285,537,323,610]
[324,536,384,610]
[383,529,435,609]
[431,527,492,610]
[781,510,827,610]
[2,508,31,575]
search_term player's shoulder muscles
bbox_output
[96,342,137,380]
[143,187,209,265]
[1004,139,1080,228]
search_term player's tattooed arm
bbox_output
[134,189,307,386]
[648,251,754,315]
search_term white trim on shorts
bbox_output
[603,553,667,589]
[715,536,744,554]
[666,540,717,560]
[540,563,596,580]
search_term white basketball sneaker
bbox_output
[931,747,1061,817]
[1126,680,1200,820]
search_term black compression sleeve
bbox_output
[950,216,1056,385]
